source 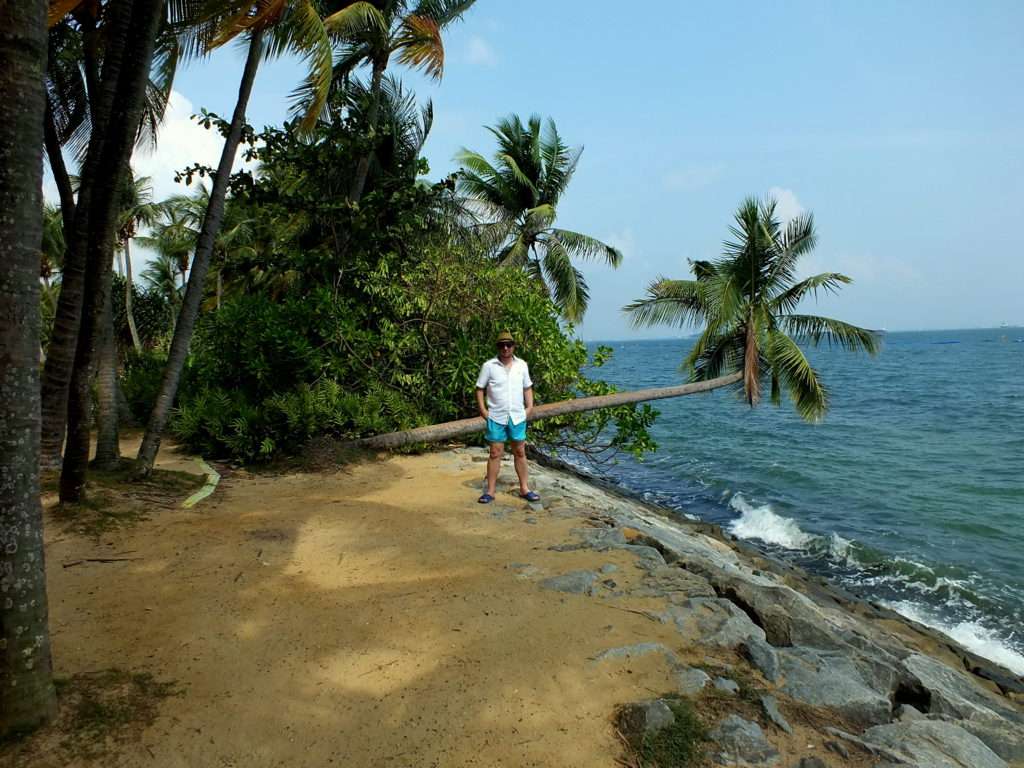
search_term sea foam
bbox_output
[883,600,1024,676]
[727,495,814,549]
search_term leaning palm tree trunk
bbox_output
[136,30,264,477]
[39,1,135,471]
[359,371,742,450]
[0,0,58,736]
[60,0,165,503]
[347,55,387,203]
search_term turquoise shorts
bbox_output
[485,417,527,443]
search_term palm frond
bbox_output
[395,14,444,80]
[769,272,851,314]
[765,329,829,421]
[551,229,621,267]
[781,314,880,354]
[542,239,588,322]
[624,278,708,329]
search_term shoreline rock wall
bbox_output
[509,448,1024,767]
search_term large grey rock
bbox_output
[664,598,766,649]
[778,647,892,725]
[863,720,1007,768]
[741,638,781,682]
[619,699,675,736]
[675,666,711,696]
[638,565,717,600]
[629,544,667,571]
[715,579,848,649]
[760,695,793,734]
[539,570,598,595]
[708,715,779,766]
[901,654,1021,722]
[956,717,1024,763]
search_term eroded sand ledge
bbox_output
[38,448,1024,767]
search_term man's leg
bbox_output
[511,440,530,495]
[486,440,504,495]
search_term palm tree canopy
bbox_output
[624,196,879,421]
[456,114,622,322]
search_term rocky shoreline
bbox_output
[499,447,1024,767]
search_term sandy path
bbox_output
[42,448,697,768]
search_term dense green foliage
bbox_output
[626,196,879,421]
[163,98,656,463]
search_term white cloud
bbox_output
[132,89,253,201]
[766,186,805,225]
[466,36,497,67]
[663,165,722,191]
[602,228,647,269]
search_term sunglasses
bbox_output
[497,341,515,348]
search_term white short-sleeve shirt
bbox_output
[476,356,533,425]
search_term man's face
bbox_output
[497,341,515,360]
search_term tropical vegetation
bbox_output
[625,196,879,421]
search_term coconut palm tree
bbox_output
[40,3,183,472]
[59,0,167,503]
[456,115,623,322]
[325,0,477,201]
[625,196,879,421]
[116,174,162,351]
[0,0,58,736]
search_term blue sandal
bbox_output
[520,491,541,502]
[478,493,495,504]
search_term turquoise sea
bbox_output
[583,329,1024,674]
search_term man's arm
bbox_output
[476,387,488,420]
[524,385,534,420]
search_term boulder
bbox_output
[539,570,598,595]
[708,715,779,766]
[862,720,1007,768]
[675,666,711,696]
[741,638,781,682]
[664,598,766,649]
[955,717,1024,763]
[714,677,740,695]
[591,642,676,665]
[760,695,793,734]
[778,647,891,725]
[901,654,1021,722]
[618,699,675,736]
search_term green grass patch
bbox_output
[617,697,707,768]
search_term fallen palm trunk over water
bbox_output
[358,371,743,450]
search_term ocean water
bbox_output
[581,329,1024,674]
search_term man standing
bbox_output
[475,331,540,503]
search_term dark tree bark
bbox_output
[136,30,264,476]
[39,2,134,470]
[93,284,120,469]
[60,0,165,502]
[43,104,75,235]
[0,0,58,735]
[347,54,387,203]
[358,372,744,450]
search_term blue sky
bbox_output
[98,1,1024,339]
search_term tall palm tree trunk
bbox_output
[347,55,387,203]
[359,372,743,450]
[60,0,165,503]
[93,286,120,469]
[136,30,264,477]
[0,0,58,735]
[123,238,142,351]
[39,0,134,471]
